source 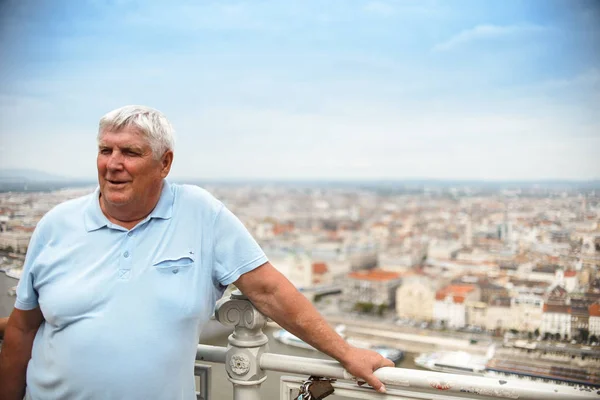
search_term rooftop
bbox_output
[347,269,401,282]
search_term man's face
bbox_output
[97,127,172,208]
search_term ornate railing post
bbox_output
[215,289,269,400]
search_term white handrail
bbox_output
[198,291,598,400]
[196,344,596,400]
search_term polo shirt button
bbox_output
[127,231,133,237]
[124,251,129,258]
[172,269,179,274]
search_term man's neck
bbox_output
[99,185,163,230]
[101,208,147,230]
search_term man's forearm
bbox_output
[0,316,8,339]
[244,275,353,364]
[0,325,36,400]
[235,263,394,393]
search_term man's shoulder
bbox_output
[171,183,223,210]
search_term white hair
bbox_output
[98,105,175,158]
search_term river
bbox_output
[0,273,417,399]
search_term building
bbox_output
[570,297,590,340]
[311,262,330,285]
[581,234,600,255]
[529,264,563,284]
[0,230,32,253]
[452,275,507,303]
[485,297,512,332]
[433,284,480,329]
[589,302,600,337]
[395,274,442,322]
[427,240,462,260]
[466,300,487,328]
[342,269,403,312]
[562,270,579,293]
[541,285,571,339]
[510,293,544,333]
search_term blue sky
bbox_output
[0,0,598,180]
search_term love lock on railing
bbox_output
[295,376,336,400]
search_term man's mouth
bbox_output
[107,179,129,186]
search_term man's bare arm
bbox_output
[234,262,394,393]
[0,316,8,339]
[0,308,44,400]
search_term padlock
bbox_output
[308,379,334,399]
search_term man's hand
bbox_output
[340,347,395,393]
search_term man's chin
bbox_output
[101,191,132,207]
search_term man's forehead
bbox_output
[98,129,150,148]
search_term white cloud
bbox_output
[164,96,600,180]
[433,24,548,52]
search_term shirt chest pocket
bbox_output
[150,248,203,317]
[153,250,197,275]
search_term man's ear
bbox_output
[160,150,174,178]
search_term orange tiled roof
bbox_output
[589,303,600,317]
[312,262,328,275]
[543,304,570,314]
[13,226,35,232]
[348,269,401,282]
[435,284,477,303]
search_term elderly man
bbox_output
[0,105,393,400]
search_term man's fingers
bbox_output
[363,375,386,393]
[346,349,393,393]
[381,357,395,368]
[362,358,393,392]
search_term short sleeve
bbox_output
[212,205,268,286]
[14,222,47,310]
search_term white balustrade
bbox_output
[195,291,597,399]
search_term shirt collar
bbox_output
[84,180,174,232]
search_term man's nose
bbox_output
[106,152,125,170]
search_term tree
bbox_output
[354,302,374,313]
[534,328,540,338]
[589,334,598,344]
[554,333,561,341]
[527,331,533,340]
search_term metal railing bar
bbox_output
[281,375,485,400]
[196,344,227,363]
[194,364,211,400]
[197,344,597,400]
[260,352,352,380]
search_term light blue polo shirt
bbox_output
[15,180,268,400]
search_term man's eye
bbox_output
[99,148,111,155]
[124,150,140,156]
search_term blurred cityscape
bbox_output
[1,179,600,386]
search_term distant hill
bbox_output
[0,169,69,182]
[0,169,95,193]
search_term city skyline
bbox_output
[1,0,599,181]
